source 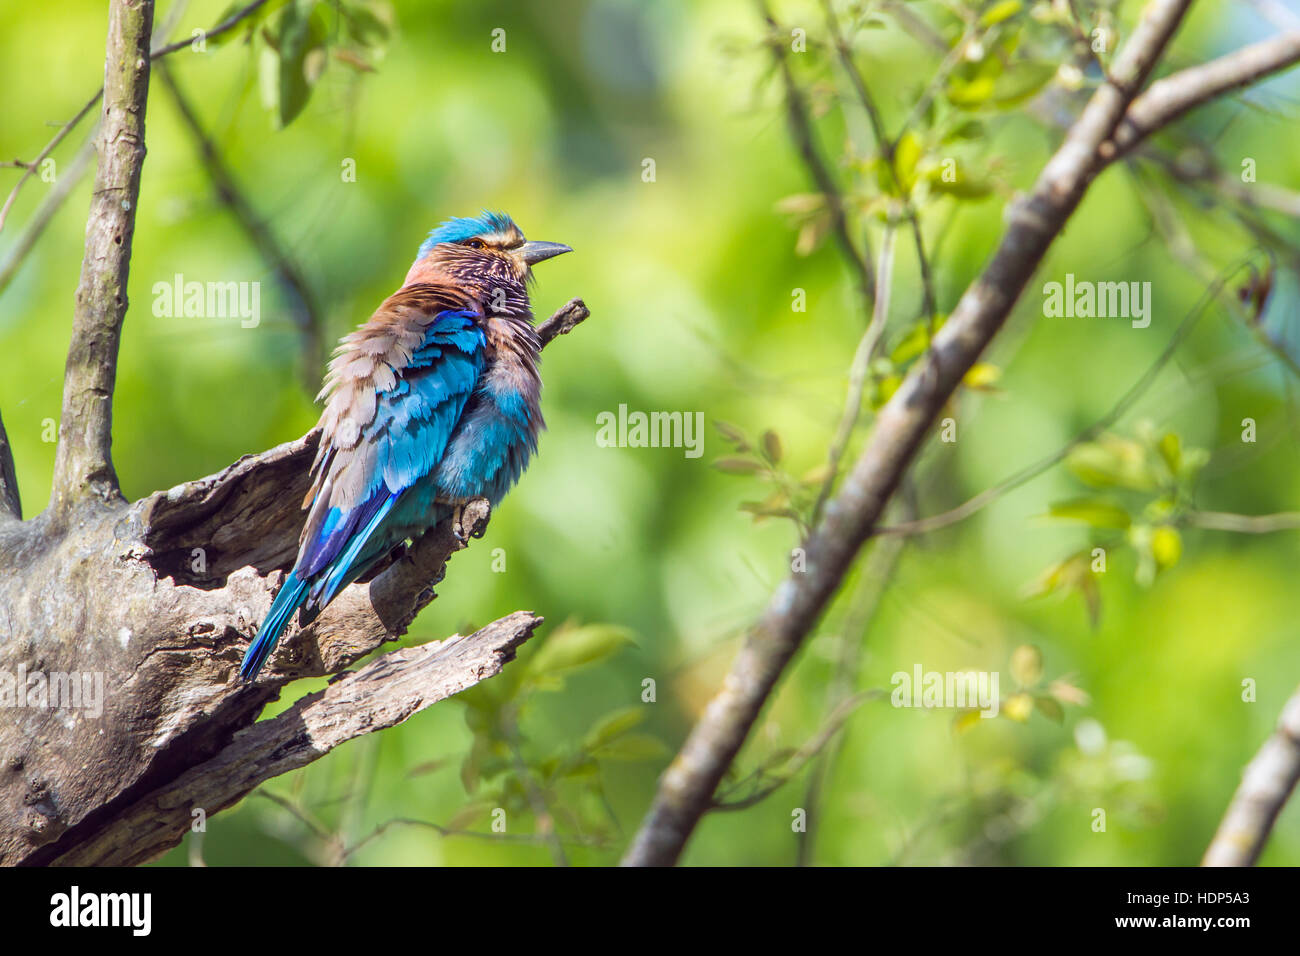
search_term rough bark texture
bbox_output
[0,290,588,867]
[1203,685,1300,866]
[50,0,154,514]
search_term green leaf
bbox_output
[993,61,1058,106]
[714,420,749,450]
[1034,695,1064,723]
[889,323,932,366]
[341,2,391,48]
[592,733,668,761]
[930,173,994,199]
[1047,497,1132,529]
[273,0,327,128]
[1010,644,1043,686]
[528,624,633,676]
[980,0,1024,28]
[761,430,783,464]
[944,119,986,142]
[1066,438,1157,491]
[583,707,647,750]
[1157,432,1181,476]
[1151,526,1182,569]
[714,456,763,474]
[893,132,923,193]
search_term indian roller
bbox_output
[238,212,571,680]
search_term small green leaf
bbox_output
[1151,526,1182,569]
[714,420,750,450]
[1010,644,1043,686]
[1047,498,1132,529]
[761,430,783,464]
[592,733,668,761]
[528,624,633,676]
[893,132,923,193]
[714,456,763,474]
[980,0,1024,27]
[1034,695,1064,723]
[583,707,647,750]
[993,60,1058,106]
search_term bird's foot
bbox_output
[449,498,489,544]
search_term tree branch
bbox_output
[0,408,20,520]
[50,611,543,866]
[0,0,269,237]
[49,0,155,514]
[0,295,590,866]
[1108,31,1300,160]
[761,1,876,309]
[1203,684,1300,866]
[622,0,1196,867]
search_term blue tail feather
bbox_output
[240,571,310,681]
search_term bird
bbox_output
[238,211,571,681]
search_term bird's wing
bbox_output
[294,283,487,589]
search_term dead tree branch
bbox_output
[51,612,543,866]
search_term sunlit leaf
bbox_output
[713,456,763,474]
[528,624,634,676]
[1034,695,1064,723]
[963,362,1002,390]
[592,733,668,761]
[1010,644,1043,686]
[761,430,783,464]
[1151,526,1182,569]
[980,0,1024,27]
[584,707,647,750]
[1047,497,1132,529]
[1004,692,1033,722]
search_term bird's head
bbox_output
[410,212,571,298]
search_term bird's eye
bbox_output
[464,238,486,250]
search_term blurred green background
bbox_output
[2,0,1299,865]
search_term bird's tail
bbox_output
[239,571,310,681]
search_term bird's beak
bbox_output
[519,240,572,265]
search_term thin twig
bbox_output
[0,0,268,234]
[879,257,1253,537]
[811,223,897,528]
[158,59,325,391]
[761,0,876,308]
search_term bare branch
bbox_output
[0,0,269,236]
[1186,511,1300,533]
[880,260,1242,537]
[49,0,155,513]
[622,0,1195,868]
[1108,31,1300,160]
[157,60,325,391]
[1203,685,1300,866]
[761,1,875,308]
[50,611,543,865]
[0,129,97,296]
[536,297,591,345]
[811,224,896,528]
